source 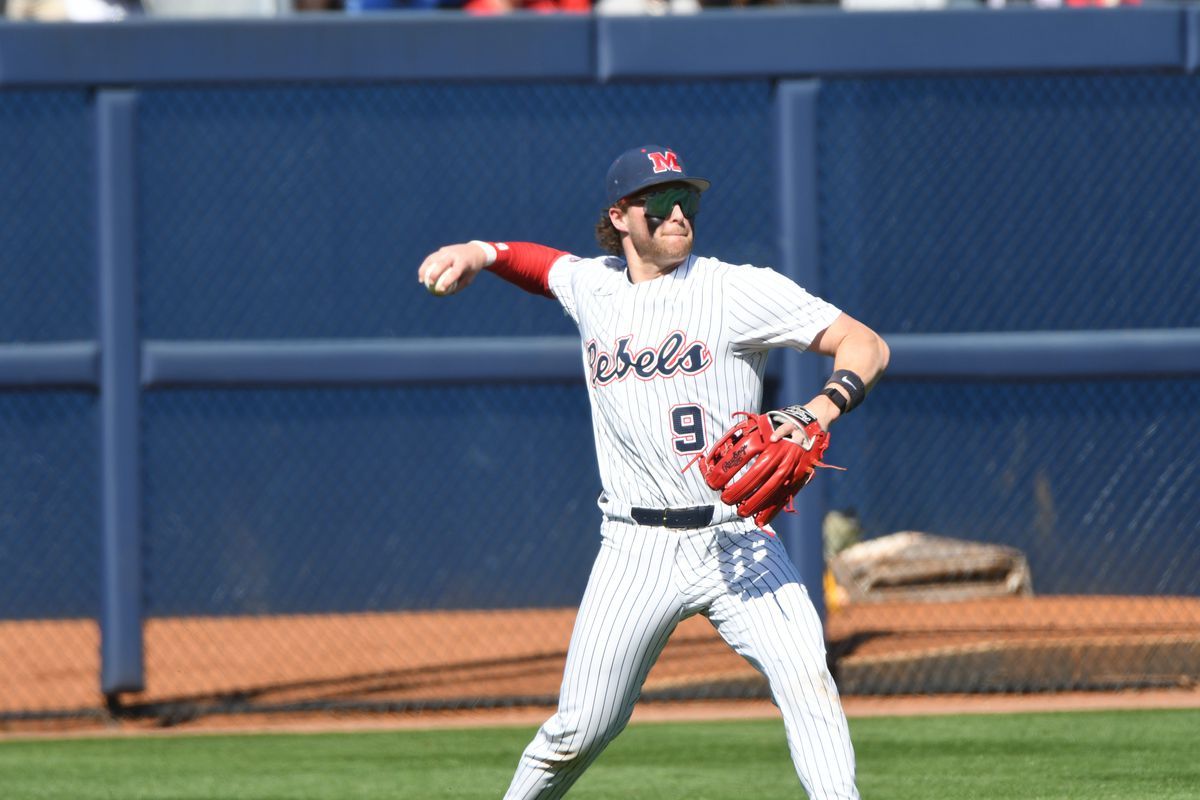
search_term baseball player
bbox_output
[417,145,889,799]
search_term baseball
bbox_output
[425,275,457,296]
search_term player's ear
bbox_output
[609,204,631,234]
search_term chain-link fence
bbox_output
[0,392,102,720]
[1,71,1197,724]
[134,81,776,340]
[0,89,105,723]
[0,90,94,343]
[818,75,1200,333]
[816,75,1199,695]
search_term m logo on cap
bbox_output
[646,151,682,174]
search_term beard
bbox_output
[631,218,694,267]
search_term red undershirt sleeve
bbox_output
[471,240,567,299]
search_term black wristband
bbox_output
[824,369,866,413]
[821,385,849,413]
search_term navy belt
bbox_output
[630,505,714,530]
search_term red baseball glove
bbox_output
[695,406,837,528]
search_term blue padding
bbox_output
[97,90,144,695]
[139,329,1200,388]
[774,80,827,620]
[6,331,1192,391]
[141,338,584,387]
[598,7,1185,80]
[0,15,593,87]
[887,329,1200,380]
[0,342,99,387]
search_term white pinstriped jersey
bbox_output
[547,253,841,523]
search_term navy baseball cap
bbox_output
[605,145,711,205]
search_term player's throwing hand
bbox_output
[417,242,489,296]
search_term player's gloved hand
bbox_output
[695,406,839,528]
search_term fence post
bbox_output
[774,80,831,625]
[97,89,144,696]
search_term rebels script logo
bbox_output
[586,331,712,387]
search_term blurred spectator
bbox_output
[595,0,696,14]
[141,0,279,14]
[702,0,834,5]
[464,0,588,11]
[339,0,590,11]
[345,0,447,10]
[987,0,1140,5]
[6,0,140,19]
[841,0,955,9]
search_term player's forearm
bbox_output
[830,328,890,391]
[807,328,889,428]
[474,240,566,298]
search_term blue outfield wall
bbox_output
[1,9,1199,694]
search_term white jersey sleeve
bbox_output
[545,256,581,322]
[547,254,626,324]
[723,264,842,353]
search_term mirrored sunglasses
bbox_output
[636,186,701,219]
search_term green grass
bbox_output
[0,708,1196,799]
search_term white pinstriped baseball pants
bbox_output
[503,520,860,800]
